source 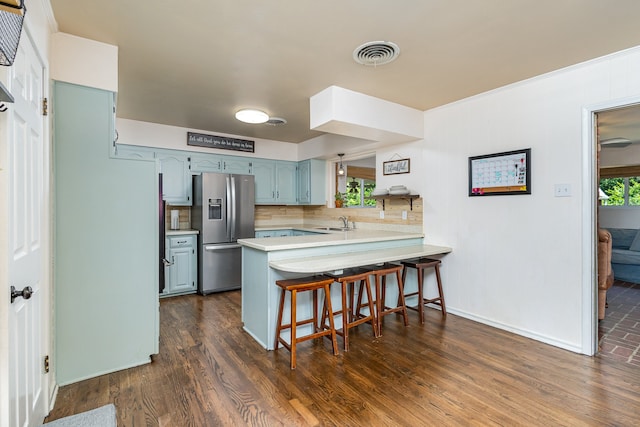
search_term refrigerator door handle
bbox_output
[225,175,233,242]
[230,175,237,241]
[204,243,242,251]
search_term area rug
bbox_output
[41,404,116,427]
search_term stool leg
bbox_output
[341,281,350,351]
[323,284,339,355]
[417,266,425,324]
[312,288,319,333]
[274,288,286,350]
[398,266,408,307]
[363,276,379,338]
[375,274,383,335]
[434,264,447,317]
[290,289,297,369]
[396,270,409,326]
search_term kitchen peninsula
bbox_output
[238,229,451,350]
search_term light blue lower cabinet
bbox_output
[255,229,293,238]
[162,235,197,297]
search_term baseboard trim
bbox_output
[446,308,585,355]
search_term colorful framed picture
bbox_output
[469,148,531,196]
[383,158,410,175]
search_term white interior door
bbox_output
[6,31,48,427]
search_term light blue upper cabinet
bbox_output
[112,144,156,161]
[156,149,192,205]
[188,153,252,175]
[297,159,326,205]
[221,156,252,174]
[276,161,297,204]
[252,159,278,204]
[190,153,222,173]
[252,159,297,204]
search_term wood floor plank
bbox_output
[45,292,640,426]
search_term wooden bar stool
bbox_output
[321,268,378,351]
[274,275,339,369]
[400,257,446,323]
[361,263,409,335]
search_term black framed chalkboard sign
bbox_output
[468,148,531,196]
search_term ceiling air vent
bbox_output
[353,41,400,66]
[265,117,287,126]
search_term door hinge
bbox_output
[42,98,48,116]
[44,355,50,373]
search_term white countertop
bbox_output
[269,244,452,273]
[166,229,199,236]
[238,229,424,251]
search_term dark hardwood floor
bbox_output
[46,291,640,426]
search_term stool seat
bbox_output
[322,268,378,350]
[400,257,446,323]
[361,263,409,335]
[274,275,339,369]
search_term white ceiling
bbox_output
[50,1,640,144]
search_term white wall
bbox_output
[600,206,640,229]
[375,141,424,194]
[51,32,118,92]
[422,45,640,353]
[116,118,299,161]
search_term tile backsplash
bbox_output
[166,205,191,230]
[168,198,423,233]
[256,198,423,233]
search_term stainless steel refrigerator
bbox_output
[192,173,255,294]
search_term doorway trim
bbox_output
[582,94,640,355]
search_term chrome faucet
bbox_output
[339,216,349,228]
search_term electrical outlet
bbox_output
[379,210,385,219]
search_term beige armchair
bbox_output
[598,229,614,320]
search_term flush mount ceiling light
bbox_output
[337,153,345,176]
[235,109,269,124]
[353,41,400,66]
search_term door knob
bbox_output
[10,285,33,304]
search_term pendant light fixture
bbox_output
[337,153,345,176]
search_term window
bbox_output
[599,177,640,206]
[344,177,376,207]
[335,155,376,208]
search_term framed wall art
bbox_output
[383,158,410,175]
[468,148,531,196]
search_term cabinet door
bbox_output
[252,160,277,204]
[297,160,311,204]
[113,144,156,161]
[191,153,222,173]
[157,151,192,205]
[222,156,252,174]
[163,236,197,295]
[307,159,326,205]
[168,246,194,293]
[276,161,297,204]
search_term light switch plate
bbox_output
[554,184,571,197]
[402,210,407,220]
[379,210,384,219]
